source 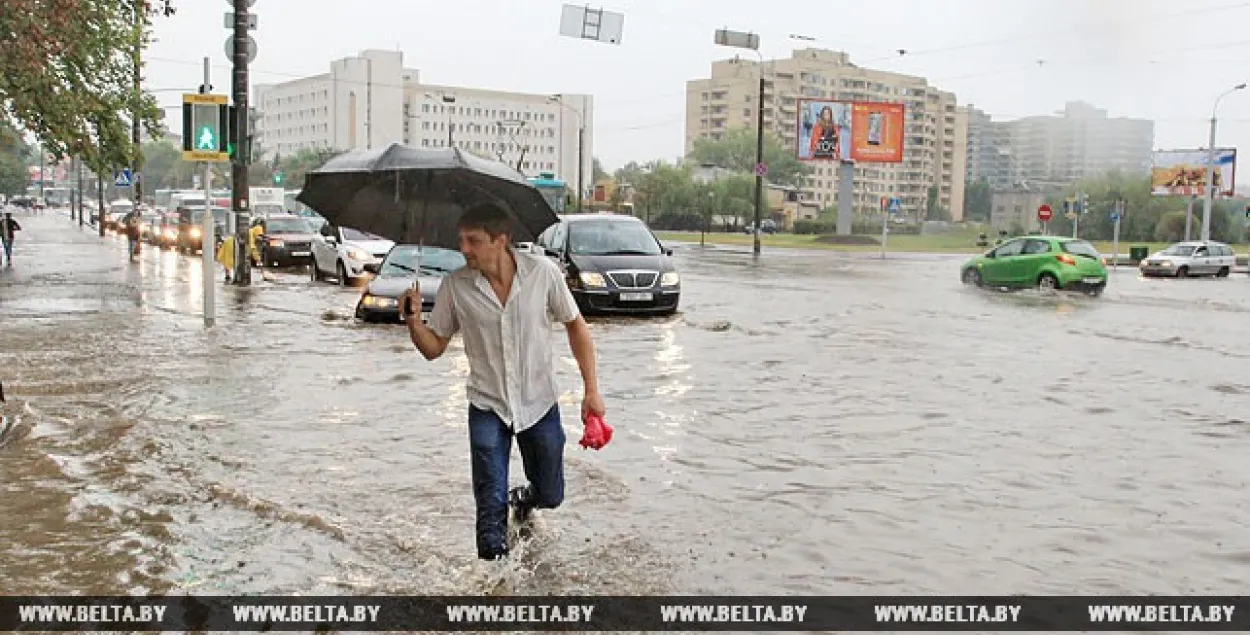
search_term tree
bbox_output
[592,157,607,182]
[963,178,992,222]
[277,148,342,188]
[687,128,811,188]
[0,121,30,195]
[0,0,175,168]
[139,140,191,190]
[926,185,940,220]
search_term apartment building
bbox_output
[253,50,593,188]
[685,48,966,220]
[965,101,1154,191]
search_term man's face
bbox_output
[458,227,507,270]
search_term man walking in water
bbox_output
[1,212,21,266]
[397,202,604,560]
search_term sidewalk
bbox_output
[0,209,142,316]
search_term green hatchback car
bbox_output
[961,235,1108,296]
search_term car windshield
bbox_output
[1161,244,1196,256]
[568,219,662,256]
[267,218,312,233]
[380,246,466,277]
[342,228,385,241]
[1061,240,1101,259]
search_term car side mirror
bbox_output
[544,248,560,258]
[362,262,379,274]
[985,252,996,259]
[664,248,673,256]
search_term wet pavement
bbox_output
[3,210,1250,596]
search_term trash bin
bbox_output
[1130,246,1148,263]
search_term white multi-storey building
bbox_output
[253,50,593,193]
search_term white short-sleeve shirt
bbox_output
[426,247,581,432]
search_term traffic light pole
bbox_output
[230,0,252,285]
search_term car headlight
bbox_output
[268,240,285,247]
[361,294,397,308]
[579,272,606,288]
[346,248,369,261]
[1161,260,1172,267]
[660,272,680,286]
[190,227,201,238]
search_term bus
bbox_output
[528,172,567,214]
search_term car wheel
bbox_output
[311,260,322,282]
[337,261,350,286]
[1086,285,1104,298]
[1176,266,1189,278]
[1037,273,1059,291]
[961,268,982,286]
[1217,266,1230,278]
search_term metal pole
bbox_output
[131,0,142,210]
[231,0,252,285]
[577,123,585,213]
[1112,200,1121,270]
[96,162,105,237]
[38,144,44,205]
[1184,195,1194,241]
[753,75,765,256]
[1201,116,1217,242]
[880,205,888,259]
[76,158,84,226]
[202,57,215,328]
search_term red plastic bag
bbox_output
[579,412,614,450]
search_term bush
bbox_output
[793,219,836,234]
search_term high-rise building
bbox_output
[253,50,592,188]
[964,101,1154,191]
[685,48,966,221]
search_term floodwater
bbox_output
[3,212,1250,597]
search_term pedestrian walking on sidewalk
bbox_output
[397,202,605,561]
[1,212,21,266]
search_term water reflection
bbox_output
[5,215,1250,598]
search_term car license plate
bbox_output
[1082,277,1102,284]
[619,292,653,302]
[292,251,310,257]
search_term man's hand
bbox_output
[581,388,606,419]
[397,282,421,319]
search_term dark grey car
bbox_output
[355,245,466,323]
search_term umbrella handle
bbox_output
[400,278,419,320]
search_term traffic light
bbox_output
[181,93,229,162]
[273,171,284,186]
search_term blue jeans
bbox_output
[2,240,10,263]
[468,403,565,559]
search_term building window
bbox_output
[422,139,429,147]
[422,104,429,113]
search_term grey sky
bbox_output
[146,0,1250,173]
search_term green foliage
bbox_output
[0,0,173,171]
[0,121,30,195]
[687,128,811,188]
[1043,171,1244,244]
[963,178,992,222]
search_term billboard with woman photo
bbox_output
[797,100,851,162]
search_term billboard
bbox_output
[796,99,904,163]
[1150,149,1237,197]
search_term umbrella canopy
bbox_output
[296,143,559,248]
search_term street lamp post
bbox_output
[1201,82,1246,242]
[714,28,765,256]
[549,95,585,213]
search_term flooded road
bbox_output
[3,211,1250,596]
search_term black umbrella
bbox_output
[295,143,559,249]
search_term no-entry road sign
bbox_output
[1038,204,1053,222]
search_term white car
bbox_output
[1140,240,1237,278]
[311,224,395,285]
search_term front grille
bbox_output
[607,270,658,289]
[284,241,311,251]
